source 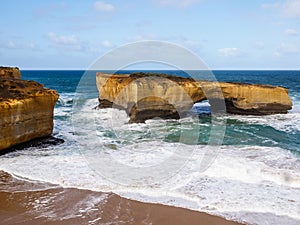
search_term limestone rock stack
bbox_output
[0,67,58,151]
[96,72,292,123]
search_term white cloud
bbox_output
[262,0,300,17]
[101,40,113,48]
[0,40,41,51]
[0,41,17,49]
[261,2,280,9]
[27,43,36,49]
[94,1,115,12]
[47,32,85,51]
[275,43,300,56]
[169,35,202,50]
[126,34,159,42]
[47,32,78,45]
[25,42,41,51]
[153,0,202,8]
[282,0,300,17]
[7,41,16,49]
[47,34,116,53]
[218,48,240,57]
[255,41,265,49]
[284,28,298,35]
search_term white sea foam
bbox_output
[223,97,300,134]
[1,98,300,225]
[54,93,75,119]
[226,112,300,134]
[31,190,108,221]
[1,143,300,225]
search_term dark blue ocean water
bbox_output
[21,70,300,155]
[21,70,300,98]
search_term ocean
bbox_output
[0,70,300,225]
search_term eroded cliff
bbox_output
[0,66,21,79]
[96,72,293,123]
[0,68,59,151]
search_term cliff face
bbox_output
[0,66,21,79]
[218,82,292,115]
[96,73,293,123]
[0,68,58,151]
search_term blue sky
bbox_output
[0,0,300,69]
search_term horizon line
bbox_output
[20,68,300,71]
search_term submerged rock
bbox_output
[96,72,293,123]
[0,67,59,151]
[0,136,64,156]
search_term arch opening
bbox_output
[191,100,211,115]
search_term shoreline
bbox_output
[0,170,245,225]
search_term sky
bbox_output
[0,0,300,69]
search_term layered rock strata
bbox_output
[0,67,58,151]
[96,72,293,123]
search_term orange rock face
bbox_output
[0,68,58,151]
[0,66,21,79]
[96,73,293,123]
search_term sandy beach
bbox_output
[0,170,244,225]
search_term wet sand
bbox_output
[0,171,244,225]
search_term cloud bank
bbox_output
[153,0,202,8]
[94,1,115,12]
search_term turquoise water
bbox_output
[21,70,300,155]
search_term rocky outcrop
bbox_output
[0,68,59,151]
[96,72,293,123]
[0,66,21,79]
